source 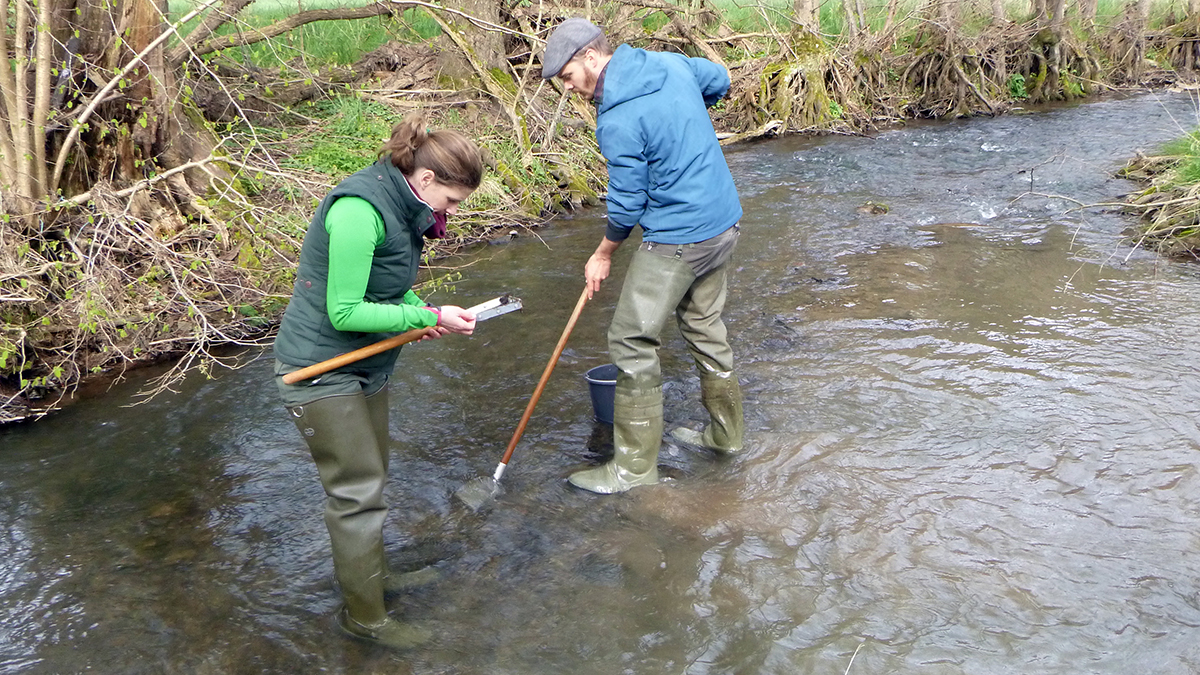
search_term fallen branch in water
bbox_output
[719,119,785,145]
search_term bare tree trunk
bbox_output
[1048,0,1066,28]
[878,0,897,32]
[992,0,1007,23]
[74,0,117,59]
[443,0,506,70]
[0,0,58,205]
[880,0,901,32]
[926,0,957,25]
[31,0,51,191]
[0,0,22,195]
[1190,0,1200,19]
[793,0,819,30]
[1125,0,1150,81]
[1031,0,1047,21]
[11,0,34,198]
[1078,0,1099,26]
[0,0,233,213]
[843,0,860,33]
[844,0,873,33]
[123,0,168,174]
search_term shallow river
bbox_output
[3,92,1200,674]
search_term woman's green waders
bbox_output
[283,381,431,650]
[568,243,744,494]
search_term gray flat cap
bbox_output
[541,17,603,79]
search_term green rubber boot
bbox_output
[337,607,432,650]
[670,370,744,453]
[362,388,442,595]
[364,385,391,474]
[289,394,430,650]
[336,563,441,596]
[569,387,663,494]
[385,567,441,593]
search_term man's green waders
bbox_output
[569,240,744,494]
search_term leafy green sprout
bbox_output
[1008,73,1028,99]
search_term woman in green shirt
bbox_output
[273,113,483,649]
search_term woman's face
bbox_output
[412,168,474,216]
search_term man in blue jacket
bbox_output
[542,18,745,494]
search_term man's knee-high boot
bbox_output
[289,394,430,649]
[670,370,744,453]
[568,387,663,494]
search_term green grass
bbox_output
[1157,132,1200,186]
[256,93,556,217]
[283,95,395,176]
[171,0,441,67]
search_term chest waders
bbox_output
[568,242,744,494]
[286,384,432,649]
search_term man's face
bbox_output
[559,50,600,101]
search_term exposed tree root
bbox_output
[724,28,852,133]
[1148,19,1200,79]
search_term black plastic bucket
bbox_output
[584,364,618,424]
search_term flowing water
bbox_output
[3,92,1200,674]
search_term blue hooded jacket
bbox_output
[597,44,742,245]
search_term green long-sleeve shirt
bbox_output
[325,196,438,333]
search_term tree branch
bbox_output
[176,1,388,63]
[951,59,995,114]
[165,0,255,65]
[0,0,18,192]
[182,0,539,63]
[422,7,532,164]
[13,0,34,197]
[32,0,52,191]
[654,31,775,45]
[614,0,726,66]
[391,0,537,41]
[58,156,219,208]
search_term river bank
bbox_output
[1117,110,1200,259]
[3,5,1199,423]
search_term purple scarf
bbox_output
[405,177,448,239]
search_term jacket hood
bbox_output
[598,44,666,113]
